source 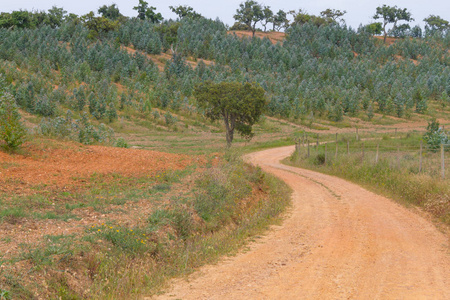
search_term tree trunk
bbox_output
[252,21,257,37]
[223,112,235,148]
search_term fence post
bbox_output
[335,139,338,159]
[362,142,365,160]
[376,143,379,163]
[307,139,310,158]
[441,144,445,180]
[356,127,359,141]
[347,141,350,155]
[325,143,327,164]
[316,134,319,149]
[419,141,423,173]
[395,128,397,138]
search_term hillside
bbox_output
[0,10,450,300]
[0,17,448,151]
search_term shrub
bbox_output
[39,111,115,145]
[313,153,326,165]
[114,137,129,148]
[0,88,27,150]
[424,118,449,152]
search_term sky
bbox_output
[2,1,450,30]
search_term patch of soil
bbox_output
[228,31,286,44]
[0,139,200,194]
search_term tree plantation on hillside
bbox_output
[0,2,448,146]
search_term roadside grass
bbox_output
[0,149,291,299]
[286,132,450,225]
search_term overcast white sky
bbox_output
[2,1,450,30]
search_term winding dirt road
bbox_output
[152,146,449,299]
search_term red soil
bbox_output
[0,140,198,194]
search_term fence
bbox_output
[295,132,450,180]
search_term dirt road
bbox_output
[152,146,449,299]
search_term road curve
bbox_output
[152,146,449,300]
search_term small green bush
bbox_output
[114,137,129,148]
[313,153,326,165]
[0,88,27,150]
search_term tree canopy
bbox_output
[424,15,449,36]
[133,0,163,23]
[234,1,264,37]
[194,81,266,147]
[373,5,413,43]
[169,5,202,20]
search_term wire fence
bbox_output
[295,132,450,180]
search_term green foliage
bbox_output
[230,22,251,31]
[194,81,266,147]
[373,5,413,42]
[364,22,383,35]
[424,15,449,36]
[0,84,26,150]
[0,289,10,300]
[424,118,449,152]
[81,12,119,39]
[39,111,115,145]
[320,9,346,23]
[98,4,123,21]
[234,0,264,36]
[114,137,129,148]
[133,0,163,23]
[169,5,202,20]
[313,153,326,165]
[291,9,331,27]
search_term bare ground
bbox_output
[151,146,449,299]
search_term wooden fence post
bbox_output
[347,141,350,155]
[356,127,359,141]
[307,139,310,158]
[376,143,379,163]
[362,142,365,160]
[419,141,423,173]
[441,144,445,180]
[335,140,338,159]
[316,134,319,149]
[325,143,327,164]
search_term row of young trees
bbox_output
[0,3,448,146]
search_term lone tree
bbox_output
[133,0,163,23]
[234,1,264,37]
[373,5,413,43]
[320,8,346,23]
[194,81,266,147]
[424,15,449,36]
